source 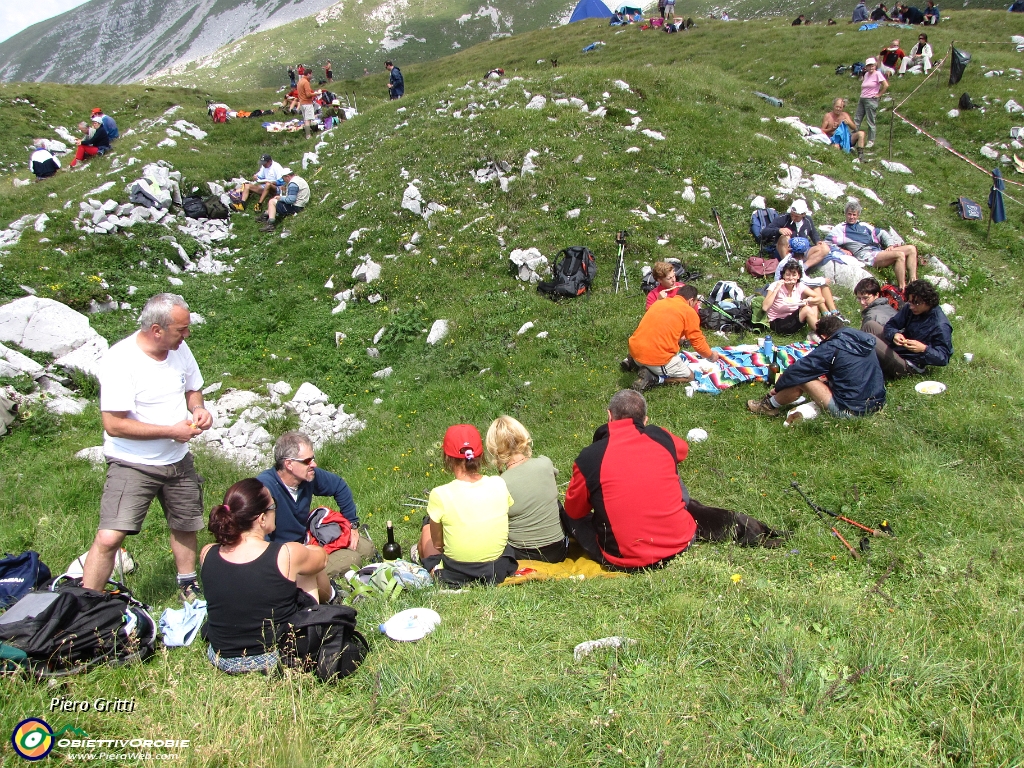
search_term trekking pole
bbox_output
[711,207,733,264]
[614,230,629,293]
[794,488,861,559]
[791,481,886,536]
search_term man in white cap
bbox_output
[259,168,309,232]
[855,58,888,148]
[761,199,830,270]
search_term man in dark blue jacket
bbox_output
[386,60,404,99]
[257,431,374,580]
[864,279,952,378]
[748,314,886,417]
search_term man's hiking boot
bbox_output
[178,579,203,604]
[260,221,277,232]
[256,213,269,222]
[747,395,780,417]
[253,203,261,213]
[230,202,244,212]
[620,356,638,373]
[631,369,658,393]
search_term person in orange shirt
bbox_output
[296,70,316,139]
[627,284,720,392]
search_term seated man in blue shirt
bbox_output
[863,279,952,378]
[91,108,119,140]
[259,168,309,232]
[257,431,375,591]
[748,314,886,418]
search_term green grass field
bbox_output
[2,10,1024,767]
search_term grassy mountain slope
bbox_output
[2,12,1024,766]
[146,0,579,90]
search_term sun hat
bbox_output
[789,199,810,215]
[442,425,483,460]
[280,167,293,176]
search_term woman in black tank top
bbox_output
[200,479,328,666]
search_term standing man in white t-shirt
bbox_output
[81,294,212,601]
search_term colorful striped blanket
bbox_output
[679,342,814,394]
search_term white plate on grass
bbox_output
[380,608,441,642]
[915,381,947,395]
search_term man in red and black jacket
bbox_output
[563,390,696,570]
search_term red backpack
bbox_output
[212,107,227,123]
[878,284,905,311]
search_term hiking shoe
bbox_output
[260,221,277,232]
[747,396,780,417]
[230,202,244,212]
[631,369,658,393]
[253,203,261,213]
[620,356,638,373]
[832,311,850,323]
[327,577,350,605]
[866,141,875,149]
[256,213,269,222]
[409,543,420,565]
[179,579,203,603]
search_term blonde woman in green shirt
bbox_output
[486,416,569,563]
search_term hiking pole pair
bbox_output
[614,230,629,293]
[790,481,889,559]
[711,207,733,264]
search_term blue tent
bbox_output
[569,0,614,23]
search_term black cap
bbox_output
[261,154,272,163]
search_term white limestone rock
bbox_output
[0,296,104,358]
[426,319,449,345]
[75,446,106,466]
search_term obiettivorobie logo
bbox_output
[11,719,86,761]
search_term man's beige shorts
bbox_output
[641,355,693,380]
[100,453,205,534]
[301,104,315,121]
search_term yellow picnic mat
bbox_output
[502,556,626,585]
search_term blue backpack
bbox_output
[0,551,52,609]
[750,207,779,254]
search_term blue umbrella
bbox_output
[989,168,1006,226]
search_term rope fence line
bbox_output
[891,108,1024,204]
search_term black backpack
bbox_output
[203,196,229,219]
[750,207,779,254]
[278,604,368,682]
[958,92,976,111]
[537,246,596,299]
[698,301,756,334]
[0,582,156,678]
[182,196,209,219]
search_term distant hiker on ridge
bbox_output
[851,0,869,21]
[386,60,404,99]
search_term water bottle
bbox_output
[763,334,774,362]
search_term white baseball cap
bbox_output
[280,167,293,176]
[865,57,877,66]
[790,199,810,215]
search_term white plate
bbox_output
[380,608,441,642]
[915,380,947,395]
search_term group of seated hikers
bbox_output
[198,406,783,673]
[30,107,119,179]
[620,196,952,420]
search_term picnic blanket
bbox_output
[502,556,626,584]
[680,341,815,394]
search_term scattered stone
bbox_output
[509,248,550,283]
[74,446,105,466]
[0,296,107,359]
[525,95,547,110]
[372,367,393,379]
[641,129,665,140]
[566,208,581,219]
[905,184,922,195]
[426,319,449,345]
[517,321,535,335]
[352,257,382,283]
[202,382,222,395]
[881,160,912,174]
[681,187,696,203]
[521,150,540,175]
